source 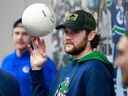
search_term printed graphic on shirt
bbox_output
[55,77,70,96]
[22,65,30,73]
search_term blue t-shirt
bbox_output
[2,50,57,96]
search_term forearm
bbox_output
[30,69,49,96]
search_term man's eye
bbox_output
[64,30,75,35]
[15,32,20,35]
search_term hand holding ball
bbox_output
[22,3,56,36]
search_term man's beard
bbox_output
[64,39,88,56]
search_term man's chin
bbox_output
[64,46,85,56]
[15,45,27,51]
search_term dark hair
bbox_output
[90,34,101,49]
[85,28,100,49]
[13,18,22,28]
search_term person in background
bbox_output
[115,32,128,96]
[1,18,57,96]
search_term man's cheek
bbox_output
[122,68,128,86]
[115,56,125,67]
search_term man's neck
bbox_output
[16,49,27,57]
[74,47,92,60]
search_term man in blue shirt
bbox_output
[29,10,115,96]
[1,18,57,96]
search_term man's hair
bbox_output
[90,34,101,49]
[13,18,22,28]
[85,30,101,49]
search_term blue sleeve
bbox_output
[84,62,115,96]
[30,57,57,96]
[30,70,49,96]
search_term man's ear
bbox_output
[88,31,96,41]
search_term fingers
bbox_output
[30,36,46,57]
[35,37,46,51]
[38,39,46,56]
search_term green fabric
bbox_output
[76,51,113,75]
[77,51,111,65]
[112,25,126,34]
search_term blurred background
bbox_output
[0,0,128,68]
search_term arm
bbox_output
[1,58,9,70]
[1,57,13,74]
[30,58,56,96]
[30,69,49,96]
[30,58,57,96]
[29,37,57,96]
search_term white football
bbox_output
[22,3,56,36]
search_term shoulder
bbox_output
[82,60,114,82]
[81,61,115,96]
[82,60,109,71]
[1,51,16,69]
[81,60,113,78]
[2,51,15,63]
